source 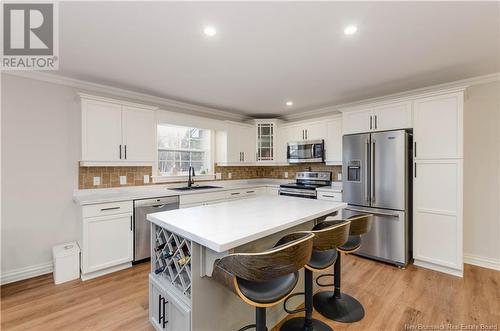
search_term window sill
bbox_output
[152,174,215,184]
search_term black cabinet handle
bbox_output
[162,299,168,328]
[370,116,373,130]
[231,192,240,195]
[414,141,417,158]
[246,191,255,194]
[119,145,122,159]
[414,162,417,178]
[158,295,163,325]
[374,115,377,129]
[322,195,335,198]
[124,145,127,159]
[130,216,133,231]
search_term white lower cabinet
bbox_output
[80,201,133,279]
[179,186,269,208]
[150,274,191,331]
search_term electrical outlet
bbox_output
[93,176,101,186]
[228,173,232,179]
[120,176,127,185]
[284,172,288,178]
[143,175,150,184]
[337,173,342,181]
[215,172,222,180]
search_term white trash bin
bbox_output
[52,242,80,284]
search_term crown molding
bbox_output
[3,71,249,121]
[283,72,500,121]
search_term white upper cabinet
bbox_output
[216,121,255,165]
[283,121,327,141]
[372,102,412,131]
[325,117,342,164]
[82,99,123,162]
[122,106,156,162]
[80,94,157,166]
[413,93,463,159]
[255,119,283,164]
[342,108,372,134]
[341,101,412,135]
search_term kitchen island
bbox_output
[147,195,346,331]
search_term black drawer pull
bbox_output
[100,206,120,211]
[246,191,255,194]
[231,192,240,195]
[322,195,335,198]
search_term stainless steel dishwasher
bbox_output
[133,196,179,262]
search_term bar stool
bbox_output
[313,214,373,323]
[212,232,315,331]
[280,220,351,331]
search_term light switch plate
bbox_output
[93,176,100,186]
[228,173,232,179]
[120,176,127,185]
[284,172,288,178]
[143,175,150,184]
[337,173,342,181]
[215,172,222,180]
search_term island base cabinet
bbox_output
[149,275,191,331]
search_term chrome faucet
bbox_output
[188,166,195,188]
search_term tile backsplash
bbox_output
[78,164,342,189]
[79,166,153,189]
[214,164,342,181]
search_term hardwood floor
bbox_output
[1,255,499,331]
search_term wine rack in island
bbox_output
[152,224,192,299]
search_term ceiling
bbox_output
[58,1,500,117]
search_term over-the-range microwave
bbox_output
[287,140,325,163]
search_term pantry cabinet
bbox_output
[412,91,464,276]
[80,94,157,166]
[341,101,412,135]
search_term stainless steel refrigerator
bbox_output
[342,129,412,267]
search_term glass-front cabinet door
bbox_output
[256,123,274,161]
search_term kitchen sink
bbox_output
[170,185,222,191]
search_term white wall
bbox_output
[0,74,228,283]
[463,80,500,269]
[1,74,81,282]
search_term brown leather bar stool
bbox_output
[212,232,315,331]
[313,214,373,323]
[280,220,351,331]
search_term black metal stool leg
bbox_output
[313,254,365,323]
[280,269,333,331]
[256,307,267,331]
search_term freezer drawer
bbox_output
[342,206,410,266]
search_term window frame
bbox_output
[152,123,215,183]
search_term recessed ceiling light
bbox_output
[344,25,358,35]
[286,101,294,106]
[204,26,217,37]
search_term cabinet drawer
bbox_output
[82,200,133,218]
[317,191,343,202]
[180,191,228,206]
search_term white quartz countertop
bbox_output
[147,196,347,252]
[73,179,290,205]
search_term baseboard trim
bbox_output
[413,259,463,277]
[80,262,132,281]
[0,261,53,285]
[464,254,500,271]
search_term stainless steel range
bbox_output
[279,171,332,199]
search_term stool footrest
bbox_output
[316,273,334,287]
[238,324,268,331]
[283,292,306,314]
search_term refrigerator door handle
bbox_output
[345,207,400,218]
[365,139,370,202]
[371,139,376,203]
